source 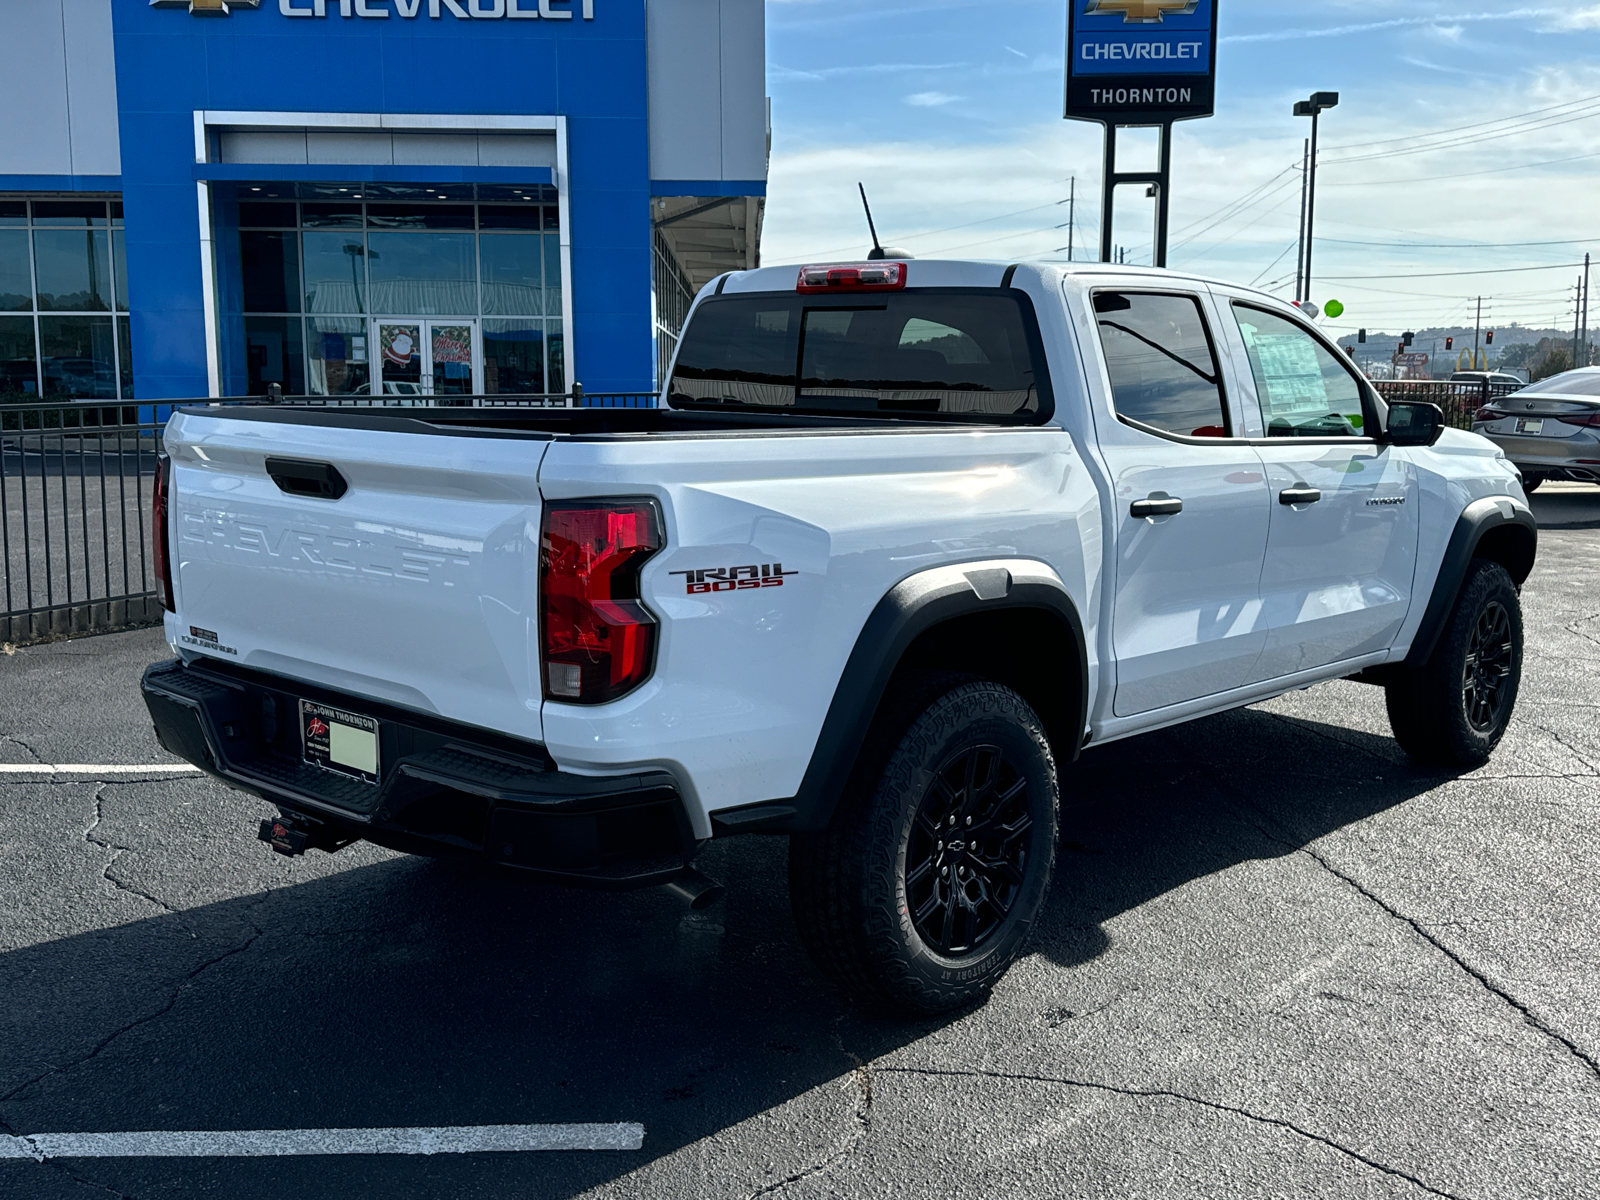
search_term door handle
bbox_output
[1279,483,1322,506]
[1130,493,1183,518]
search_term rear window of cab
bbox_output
[667,290,1053,422]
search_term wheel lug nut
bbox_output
[941,866,949,878]
[965,816,973,827]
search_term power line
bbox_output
[1317,236,1598,250]
[1319,261,1587,282]
[1324,91,1600,153]
[1322,150,1600,189]
[1322,101,1600,166]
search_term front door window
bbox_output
[373,319,477,397]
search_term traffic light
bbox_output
[1403,331,1415,347]
[1358,329,1366,343]
[1445,336,1454,350]
[1486,330,1494,344]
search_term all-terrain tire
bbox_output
[788,673,1059,1014]
[1386,558,1523,769]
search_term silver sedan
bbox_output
[1471,367,1600,491]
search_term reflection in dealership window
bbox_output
[235,188,564,397]
[0,198,133,401]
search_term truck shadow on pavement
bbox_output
[0,704,1444,1199]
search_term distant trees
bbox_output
[1533,346,1574,381]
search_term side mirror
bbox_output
[1385,400,1444,447]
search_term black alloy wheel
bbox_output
[788,672,1060,1014]
[905,744,1032,956]
[1385,558,1523,768]
[1464,600,1516,733]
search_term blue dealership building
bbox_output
[1,0,768,402]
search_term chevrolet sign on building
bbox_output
[0,1,766,404]
[1066,0,1217,125]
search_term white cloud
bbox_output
[905,91,962,107]
[1551,4,1600,28]
[1222,10,1560,44]
[771,61,967,83]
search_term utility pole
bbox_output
[1574,252,1587,366]
[1473,296,1482,365]
[1068,177,1075,262]
[1294,138,1309,303]
[1574,276,1583,367]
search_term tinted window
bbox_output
[1093,291,1228,437]
[668,292,1046,420]
[1232,304,1367,437]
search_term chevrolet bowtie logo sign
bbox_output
[1085,0,1198,22]
[150,0,260,14]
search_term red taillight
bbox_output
[797,261,907,293]
[152,456,175,613]
[540,500,662,704]
[1475,405,1506,422]
[1559,412,1600,428]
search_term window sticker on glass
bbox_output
[1233,304,1367,438]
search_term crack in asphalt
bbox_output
[1287,840,1600,1085]
[1,734,46,764]
[877,1065,1466,1199]
[0,898,268,1115]
[84,785,184,919]
[742,1020,874,1199]
[1516,719,1600,774]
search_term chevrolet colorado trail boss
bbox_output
[142,259,1536,1013]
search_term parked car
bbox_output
[1471,366,1600,490]
[1451,371,1526,390]
[141,259,1536,1013]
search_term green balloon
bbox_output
[1324,299,1345,319]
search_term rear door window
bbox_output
[1092,291,1230,438]
[667,291,1048,420]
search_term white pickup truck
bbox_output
[142,258,1536,1013]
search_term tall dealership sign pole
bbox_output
[1065,0,1219,268]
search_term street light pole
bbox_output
[1293,91,1339,305]
[1294,138,1308,303]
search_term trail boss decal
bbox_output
[668,563,798,594]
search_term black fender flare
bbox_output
[1405,495,1537,669]
[711,559,1089,835]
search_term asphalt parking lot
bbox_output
[2,486,1598,1200]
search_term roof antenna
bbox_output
[858,183,912,261]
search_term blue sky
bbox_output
[761,1,1600,337]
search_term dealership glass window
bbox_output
[235,190,565,396]
[0,198,133,401]
[244,315,305,395]
[307,316,369,396]
[0,316,38,401]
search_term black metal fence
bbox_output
[1371,377,1527,430]
[1,390,653,645]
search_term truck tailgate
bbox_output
[163,410,551,742]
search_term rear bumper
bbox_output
[141,658,699,889]
[1474,427,1600,480]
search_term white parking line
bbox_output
[0,1123,645,1160]
[0,763,203,776]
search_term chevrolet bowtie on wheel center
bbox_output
[142,259,1536,1013]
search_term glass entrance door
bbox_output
[372,319,478,398]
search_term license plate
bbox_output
[1516,418,1545,434]
[300,700,380,785]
